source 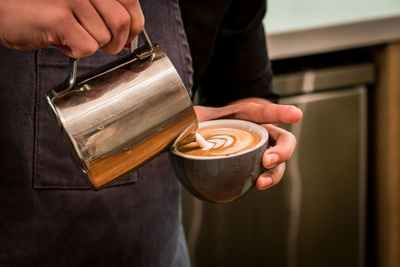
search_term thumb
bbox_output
[194,102,303,124]
[227,102,303,124]
[258,102,303,124]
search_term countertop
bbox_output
[263,0,400,60]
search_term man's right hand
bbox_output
[0,0,144,58]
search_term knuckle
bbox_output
[76,42,98,57]
[101,43,121,55]
[45,32,57,45]
[110,11,130,33]
[132,15,144,36]
[99,31,112,47]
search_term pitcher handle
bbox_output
[64,57,79,91]
[58,29,154,93]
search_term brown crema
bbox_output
[176,125,260,157]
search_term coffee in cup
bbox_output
[169,119,269,203]
[176,125,260,157]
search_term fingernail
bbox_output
[265,154,279,168]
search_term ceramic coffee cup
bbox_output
[169,119,269,203]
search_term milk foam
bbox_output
[195,132,213,150]
[178,126,260,157]
[207,135,234,148]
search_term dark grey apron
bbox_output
[0,1,192,266]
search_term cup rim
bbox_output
[170,119,268,160]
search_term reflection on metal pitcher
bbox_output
[46,34,197,189]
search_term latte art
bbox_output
[177,126,260,157]
[207,135,234,149]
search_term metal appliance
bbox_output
[182,61,373,267]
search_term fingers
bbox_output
[51,12,100,58]
[262,124,297,168]
[256,124,297,191]
[89,0,144,53]
[88,0,130,54]
[55,0,144,56]
[256,163,286,190]
[117,0,145,42]
[72,0,111,48]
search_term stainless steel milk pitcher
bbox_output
[46,30,198,189]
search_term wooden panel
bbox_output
[373,42,400,267]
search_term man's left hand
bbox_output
[194,98,303,191]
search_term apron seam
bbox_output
[171,0,194,96]
[32,49,40,189]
